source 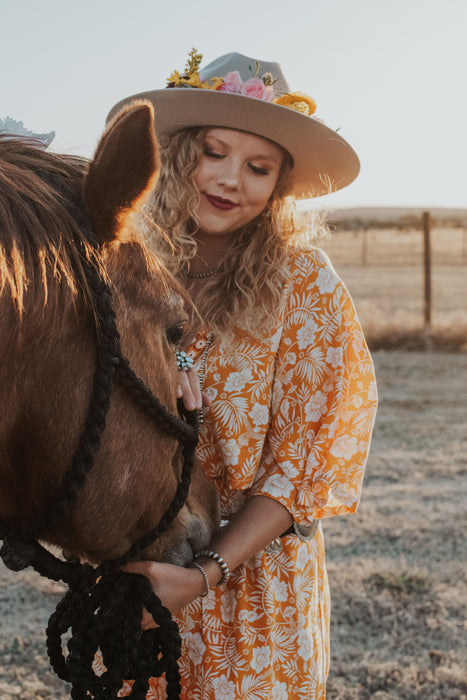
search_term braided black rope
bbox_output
[0,230,199,700]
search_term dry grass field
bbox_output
[325,350,467,699]
[322,226,467,697]
[0,221,465,699]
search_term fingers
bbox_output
[121,561,159,629]
[121,561,155,576]
[141,607,159,630]
[122,561,202,617]
[201,390,212,408]
[177,368,203,411]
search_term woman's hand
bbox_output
[122,496,294,629]
[177,367,212,412]
[121,560,207,628]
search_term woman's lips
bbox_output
[204,193,238,211]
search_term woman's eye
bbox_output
[249,163,269,175]
[204,149,224,159]
[166,324,185,345]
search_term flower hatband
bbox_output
[167,49,317,117]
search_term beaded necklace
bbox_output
[197,334,213,424]
[185,267,221,279]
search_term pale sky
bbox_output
[1,0,466,209]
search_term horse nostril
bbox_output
[162,540,193,567]
[187,517,211,556]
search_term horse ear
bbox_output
[83,100,160,243]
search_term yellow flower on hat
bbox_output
[274,92,317,116]
[167,69,223,90]
[167,48,224,90]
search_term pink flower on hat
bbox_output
[218,71,243,93]
[263,85,275,102]
[240,77,267,100]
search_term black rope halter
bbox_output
[0,226,199,700]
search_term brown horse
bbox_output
[0,102,219,568]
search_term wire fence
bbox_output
[319,216,467,350]
[322,226,467,267]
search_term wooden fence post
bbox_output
[361,230,368,265]
[423,211,432,327]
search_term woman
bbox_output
[109,51,377,699]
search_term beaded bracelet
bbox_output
[194,550,230,586]
[191,561,209,597]
[176,350,194,371]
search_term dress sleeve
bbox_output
[250,249,377,524]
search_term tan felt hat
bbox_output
[107,52,360,198]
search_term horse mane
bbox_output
[0,135,100,316]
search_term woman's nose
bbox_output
[217,162,240,189]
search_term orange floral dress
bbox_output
[121,247,377,699]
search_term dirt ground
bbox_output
[0,350,466,699]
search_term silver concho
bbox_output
[265,537,283,554]
[293,520,319,541]
[264,520,319,554]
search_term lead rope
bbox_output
[0,238,199,700]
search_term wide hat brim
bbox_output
[107,88,360,198]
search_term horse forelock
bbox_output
[0,136,100,317]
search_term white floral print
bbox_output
[304,390,328,422]
[329,434,359,458]
[316,265,338,294]
[130,248,377,700]
[211,675,236,700]
[296,316,319,349]
[250,401,269,426]
[251,645,272,672]
[184,632,206,665]
[224,367,253,392]
[218,438,241,466]
[271,680,289,700]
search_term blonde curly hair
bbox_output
[144,127,326,342]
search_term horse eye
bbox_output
[166,324,185,345]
